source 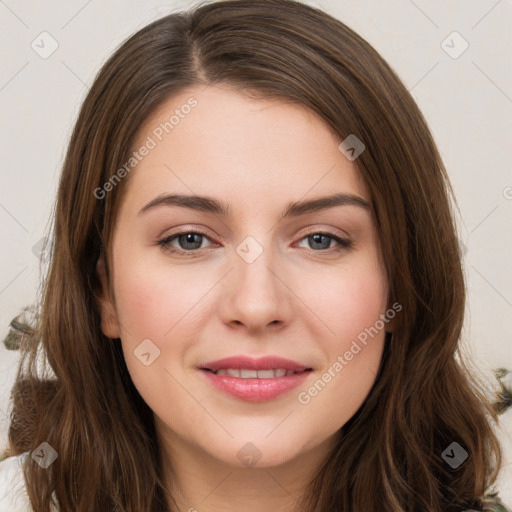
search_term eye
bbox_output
[157,230,353,256]
[296,232,353,252]
[158,230,215,256]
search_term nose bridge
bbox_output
[222,232,290,327]
[234,234,280,296]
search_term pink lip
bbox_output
[200,369,312,402]
[198,355,313,402]
[199,355,312,373]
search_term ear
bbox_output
[384,301,401,334]
[96,253,121,339]
[385,317,396,334]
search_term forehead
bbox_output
[123,84,369,213]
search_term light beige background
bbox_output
[1,0,511,505]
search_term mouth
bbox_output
[197,355,314,401]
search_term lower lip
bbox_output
[200,369,312,402]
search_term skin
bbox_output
[97,83,392,512]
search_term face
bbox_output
[97,83,391,471]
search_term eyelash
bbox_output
[157,229,353,257]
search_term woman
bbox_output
[0,0,508,510]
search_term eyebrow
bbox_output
[138,192,371,218]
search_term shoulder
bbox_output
[0,452,32,512]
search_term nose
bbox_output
[217,237,293,333]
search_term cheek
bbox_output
[112,256,203,340]
[111,264,196,411]
[298,257,388,405]
[297,264,387,433]
[305,258,388,342]
[111,252,217,392]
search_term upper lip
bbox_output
[199,355,312,372]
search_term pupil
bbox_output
[311,234,329,249]
[181,233,201,249]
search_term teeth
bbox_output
[213,368,298,378]
[240,369,258,378]
[257,369,276,378]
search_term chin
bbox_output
[207,435,309,470]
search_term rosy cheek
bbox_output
[322,269,386,333]
[113,270,165,340]
[114,261,202,346]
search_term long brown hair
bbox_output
[6,0,503,510]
